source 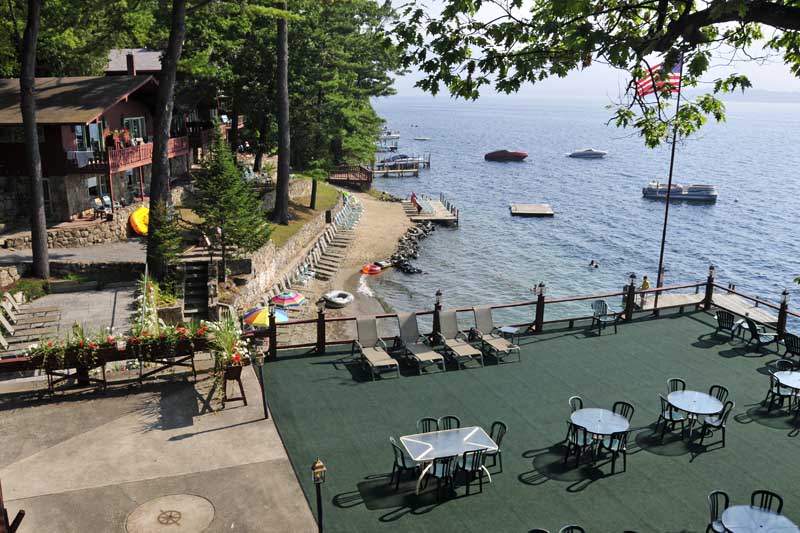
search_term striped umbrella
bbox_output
[243,307,289,327]
[271,290,307,308]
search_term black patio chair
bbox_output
[457,448,487,495]
[751,490,783,514]
[601,430,629,474]
[485,420,507,472]
[706,490,729,533]
[568,395,583,413]
[591,299,619,335]
[708,384,730,404]
[417,417,439,433]
[667,377,686,394]
[388,436,419,491]
[714,310,739,339]
[563,422,591,467]
[529,529,551,533]
[783,332,800,360]
[438,415,461,430]
[700,400,735,448]
[559,527,585,533]
[763,371,797,412]
[775,359,794,372]
[657,394,686,443]
[745,319,780,352]
[613,401,635,422]
[422,455,458,502]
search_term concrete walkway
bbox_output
[0,241,146,265]
[0,368,316,532]
[40,286,138,336]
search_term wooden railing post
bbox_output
[703,265,716,310]
[533,283,546,333]
[268,306,277,360]
[777,288,789,340]
[316,300,326,355]
[432,290,443,342]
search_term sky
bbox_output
[389,1,800,101]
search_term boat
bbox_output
[484,150,528,162]
[642,180,718,202]
[568,148,607,159]
[414,136,431,141]
[323,290,354,309]
[379,130,400,141]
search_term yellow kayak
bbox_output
[129,207,149,235]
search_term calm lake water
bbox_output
[366,95,799,324]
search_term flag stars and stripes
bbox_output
[636,62,682,97]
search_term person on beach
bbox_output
[639,275,650,308]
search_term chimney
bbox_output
[126,53,136,76]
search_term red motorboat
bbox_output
[484,149,528,162]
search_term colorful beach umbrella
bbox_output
[243,307,289,327]
[271,290,307,308]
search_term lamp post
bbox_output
[533,282,546,334]
[703,265,716,310]
[267,301,277,360]
[778,288,790,340]
[432,289,443,341]
[316,298,327,355]
[311,458,327,533]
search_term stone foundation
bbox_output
[1,204,140,249]
[0,264,28,288]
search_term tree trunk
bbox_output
[21,0,48,278]
[220,237,227,282]
[146,0,187,281]
[270,2,290,225]
[310,178,317,210]
[253,113,269,172]
[229,94,239,154]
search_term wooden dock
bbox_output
[638,292,778,324]
[402,193,459,226]
[510,203,554,217]
[371,166,420,177]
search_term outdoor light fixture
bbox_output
[709,265,716,277]
[316,298,326,313]
[435,289,442,305]
[782,289,790,305]
[268,301,276,315]
[115,339,127,352]
[629,273,637,286]
[312,457,327,484]
[536,282,546,297]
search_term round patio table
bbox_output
[775,371,800,391]
[570,408,630,435]
[722,505,800,532]
[667,390,723,416]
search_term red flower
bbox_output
[197,329,204,335]
[79,341,85,347]
[107,336,115,343]
[88,343,96,349]
[160,333,165,339]
[47,342,53,347]
[142,330,149,336]
[232,353,241,363]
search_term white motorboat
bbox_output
[642,180,718,202]
[379,130,400,141]
[413,136,431,141]
[567,148,607,158]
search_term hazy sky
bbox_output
[391,1,800,100]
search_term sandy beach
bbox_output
[278,191,411,345]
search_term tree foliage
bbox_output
[193,126,271,278]
[394,0,800,147]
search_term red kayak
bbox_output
[484,149,528,162]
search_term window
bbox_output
[86,176,108,199]
[123,117,146,140]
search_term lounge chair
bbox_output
[0,301,58,326]
[353,317,399,380]
[744,318,779,352]
[2,293,58,315]
[472,306,520,363]
[436,309,483,367]
[394,312,444,374]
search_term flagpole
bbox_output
[653,54,684,314]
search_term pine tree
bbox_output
[194,126,271,280]
[148,200,183,274]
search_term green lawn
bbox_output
[269,181,340,248]
[263,311,799,532]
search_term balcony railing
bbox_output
[62,136,190,174]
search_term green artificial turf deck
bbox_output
[263,311,800,532]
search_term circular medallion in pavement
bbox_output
[126,494,215,532]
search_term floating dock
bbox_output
[402,193,459,226]
[510,203,554,217]
[371,166,420,177]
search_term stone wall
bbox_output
[263,178,313,211]
[231,196,343,311]
[0,263,29,288]
[2,203,140,249]
[0,260,142,289]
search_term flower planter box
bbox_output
[224,364,242,380]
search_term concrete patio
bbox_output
[0,367,316,532]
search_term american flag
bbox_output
[636,61,682,97]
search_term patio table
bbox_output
[668,390,723,441]
[775,371,800,391]
[722,505,800,532]
[570,408,630,436]
[400,426,498,495]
